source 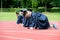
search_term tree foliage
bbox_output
[1,0,60,8]
[0,0,60,12]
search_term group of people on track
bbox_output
[16,9,56,30]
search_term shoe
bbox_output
[52,24,57,29]
[30,27,33,30]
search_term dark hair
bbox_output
[23,11,27,17]
[16,11,19,14]
[20,10,24,12]
[27,9,32,12]
[16,10,23,14]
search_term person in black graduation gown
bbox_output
[16,10,24,24]
[32,12,50,29]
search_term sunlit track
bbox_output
[0,21,60,40]
[0,31,60,36]
[0,35,34,40]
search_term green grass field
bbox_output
[0,12,16,21]
[0,12,60,21]
[43,12,60,21]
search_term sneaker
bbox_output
[52,24,57,29]
[30,27,33,30]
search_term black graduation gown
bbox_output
[31,12,50,29]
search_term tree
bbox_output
[50,0,60,7]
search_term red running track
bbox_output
[0,21,60,40]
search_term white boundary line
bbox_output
[0,30,60,36]
[0,35,33,40]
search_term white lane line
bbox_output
[0,35,34,40]
[0,30,60,36]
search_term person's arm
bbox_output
[16,14,19,18]
[17,16,23,24]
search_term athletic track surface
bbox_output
[0,21,60,40]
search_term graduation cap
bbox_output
[16,10,27,14]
